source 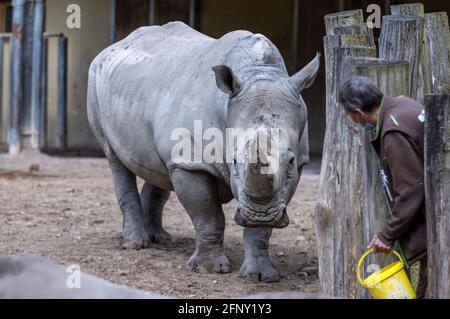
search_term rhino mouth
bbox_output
[234,191,289,228]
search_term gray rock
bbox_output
[0,254,164,299]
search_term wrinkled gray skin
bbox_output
[87,22,319,282]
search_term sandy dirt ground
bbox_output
[0,149,320,298]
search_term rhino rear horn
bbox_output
[288,52,321,93]
[212,65,242,95]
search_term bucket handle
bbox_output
[357,248,405,285]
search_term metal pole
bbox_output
[30,0,44,149]
[8,0,25,154]
[40,36,48,149]
[56,35,67,149]
[292,0,299,72]
[109,0,116,44]
[0,37,4,143]
[149,0,155,25]
[189,0,195,28]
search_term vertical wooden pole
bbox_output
[317,8,415,298]
[379,15,424,99]
[424,12,450,94]
[390,3,424,16]
[324,10,364,36]
[333,24,375,47]
[351,58,409,262]
[317,12,377,296]
[390,3,429,103]
[424,94,450,299]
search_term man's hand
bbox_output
[368,233,392,253]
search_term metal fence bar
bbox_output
[109,0,116,44]
[39,36,48,148]
[189,0,196,28]
[56,35,67,149]
[0,34,12,145]
[0,37,4,143]
[8,0,24,154]
[31,0,44,149]
[149,0,155,25]
[292,0,299,72]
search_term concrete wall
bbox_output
[199,0,294,69]
[45,0,110,149]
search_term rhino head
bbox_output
[213,53,320,229]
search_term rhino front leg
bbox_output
[239,228,280,282]
[171,169,231,273]
[140,182,172,243]
[107,151,149,249]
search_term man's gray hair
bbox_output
[338,76,383,112]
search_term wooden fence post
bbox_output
[317,11,378,297]
[349,58,409,258]
[317,9,418,298]
[424,94,450,299]
[424,12,450,94]
[379,15,424,99]
[390,3,424,16]
[316,44,377,298]
[390,3,430,103]
[334,24,375,47]
[324,10,364,36]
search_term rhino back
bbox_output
[90,22,252,186]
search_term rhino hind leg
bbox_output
[239,228,280,282]
[170,169,231,274]
[107,150,150,249]
[140,182,171,243]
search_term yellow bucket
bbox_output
[357,248,416,299]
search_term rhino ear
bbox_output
[288,53,320,93]
[212,65,242,95]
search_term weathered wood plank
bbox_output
[334,24,375,47]
[424,94,450,299]
[323,35,371,124]
[316,44,376,298]
[390,3,425,17]
[424,12,450,94]
[324,10,364,36]
[351,58,409,261]
[391,3,429,103]
[379,15,424,99]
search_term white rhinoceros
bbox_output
[87,21,319,282]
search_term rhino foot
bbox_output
[239,256,280,283]
[117,228,150,249]
[187,250,231,274]
[148,228,172,244]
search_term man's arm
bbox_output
[377,132,425,247]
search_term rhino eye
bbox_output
[289,156,295,166]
